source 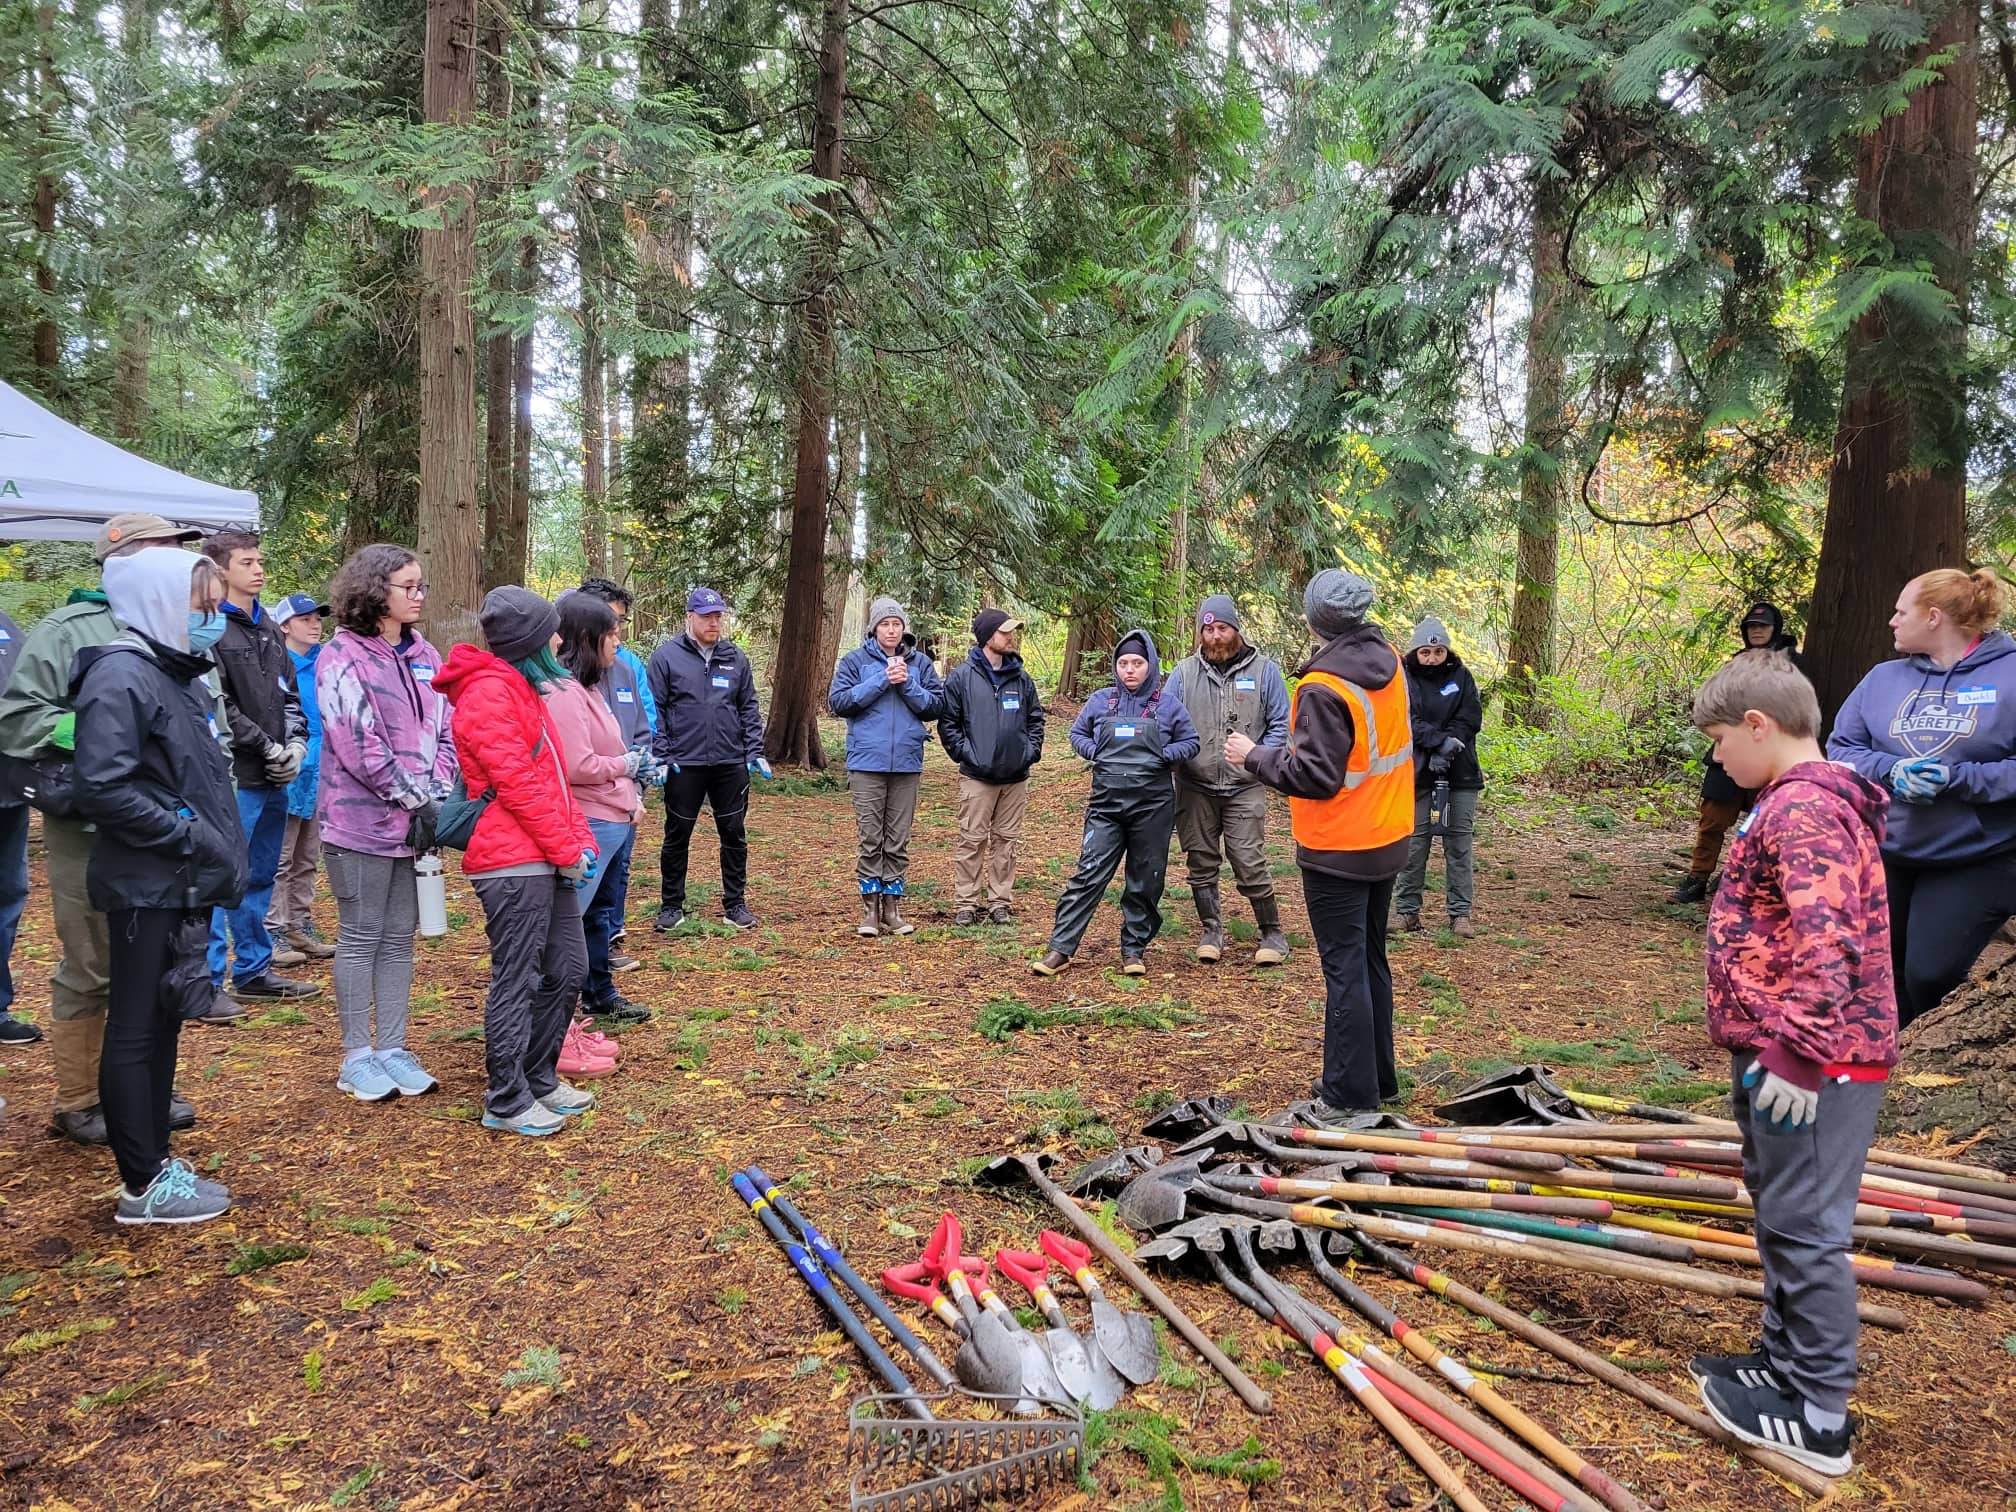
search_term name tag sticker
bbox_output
[0,629,12,642]
[277,674,289,691]
[1114,723,1137,739]
[1234,677,1256,691]
[1957,686,1998,706]
[1441,681,1460,696]
[207,715,220,739]
[1002,695,1021,711]
[710,675,731,690]
[616,688,636,704]
[413,664,435,682]
[1737,811,1756,836]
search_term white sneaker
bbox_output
[537,1082,596,1116]
[482,1101,567,1136]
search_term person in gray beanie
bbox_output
[1229,567,1412,1117]
[830,595,944,935]
[1395,616,1485,937]
[1165,595,1291,963]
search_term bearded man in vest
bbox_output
[1228,568,1413,1117]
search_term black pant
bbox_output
[1047,792,1176,957]
[102,908,189,1192]
[1885,850,2016,1026]
[471,873,587,1118]
[1303,868,1398,1110]
[659,763,750,912]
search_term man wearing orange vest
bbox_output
[1229,568,1413,1116]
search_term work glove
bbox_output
[1437,736,1466,758]
[621,748,652,780]
[749,756,773,780]
[1890,757,1950,804]
[558,847,599,888]
[264,739,307,785]
[404,799,441,854]
[1427,750,1453,775]
[1743,1059,1819,1133]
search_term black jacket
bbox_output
[71,637,247,913]
[214,600,307,788]
[1403,650,1484,792]
[647,632,765,768]
[938,647,1046,784]
[1702,603,1806,805]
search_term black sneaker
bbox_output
[1698,1370,1854,1477]
[233,972,319,1000]
[1687,1348,1778,1390]
[191,989,249,1024]
[1668,875,1709,904]
[0,1015,43,1044]
[587,994,652,1027]
[654,906,685,933]
[723,904,756,930]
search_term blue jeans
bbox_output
[210,783,289,986]
[579,818,635,1008]
[0,802,30,1017]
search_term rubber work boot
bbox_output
[857,882,881,938]
[1193,883,1224,963]
[1252,893,1289,966]
[1450,914,1477,939]
[882,888,915,937]
[1030,950,1071,977]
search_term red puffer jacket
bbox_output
[435,644,594,874]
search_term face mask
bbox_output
[187,610,227,653]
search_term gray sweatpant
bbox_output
[1395,787,1478,919]
[1176,783,1273,901]
[325,845,419,1057]
[850,771,922,886]
[472,872,586,1118]
[1730,1051,1886,1414]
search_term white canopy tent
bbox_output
[0,379,259,542]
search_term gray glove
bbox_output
[264,739,306,785]
[621,748,652,780]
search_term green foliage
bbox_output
[226,1244,312,1277]
[500,1346,564,1390]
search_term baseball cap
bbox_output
[687,586,729,615]
[94,512,203,564]
[274,592,330,628]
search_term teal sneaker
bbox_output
[377,1049,438,1096]
[116,1158,230,1225]
[337,1054,398,1102]
[482,1102,566,1137]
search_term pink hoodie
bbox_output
[543,675,642,824]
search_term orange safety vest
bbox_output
[1286,669,1415,853]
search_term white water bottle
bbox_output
[415,852,449,938]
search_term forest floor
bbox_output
[0,730,2012,1512]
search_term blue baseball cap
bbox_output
[687,586,728,615]
[275,592,330,627]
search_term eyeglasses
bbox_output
[390,581,429,598]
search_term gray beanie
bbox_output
[480,586,561,663]
[1197,594,1241,632]
[1305,568,1375,639]
[1409,616,1451,653]
[867,595,910,635]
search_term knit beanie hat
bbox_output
[972,607,1022,644]
[1197,594,1242,632]
[480,586,561,663]
[868,596,910,635]
[1305,569,1375,639]
[1409,616,1451,653]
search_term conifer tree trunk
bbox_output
[108,0,154,441]
[1806,2,1976,719]
[417,0,483,644]
[31,2,60,380]
[483,0,540,591]
[607,354,627,580]
[764,0,846,769]
[633,0,693,527]
[1504,185,1569,727]
[479,13,514,584]
[817,420,861,707]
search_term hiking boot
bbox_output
[857,893,881,937]
[1193,883,1224,963]
[558,1023,618,1079]
[1395,912,1423,933]
[1120,952,1147,976]
[116,1158,230,1225]
[269,943,308,968]
[723,903,757,930]
[51,1105,109,1146]
[1449,914,1477,939]
[482,1101,567,1137]
[1687,1349,1780,1390]
[1668,875,1709,905]
[337,1053,398,1103]
[1253,893,1288,966]
[0,1014,43,1044]
[1030,950,1072,977]
[1697,1370,1854,1477]
[192,989,248,1025]
[954,905,980,926]
[234,972,318,1000]
[607,952,642,974]
[586,994,652,1027]
[169,1089,196,1130]
[881,892,915,937]
[538,1081,597,1116]
[988,903,1013,925]
[285,925,337,961]
[377,1048,439,1096]
[654,906,686,933]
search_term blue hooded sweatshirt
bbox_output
[1068,629,1202,774]
[1827,629,2016,865]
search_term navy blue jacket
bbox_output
[1068,629,1201,767]
[939,647,1045,784]
[829,634,944,773]
[646,633,765,768]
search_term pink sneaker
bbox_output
[558,1022,618,1079]
[571,1014,618,1055]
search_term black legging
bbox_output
[1884,851,2016,1025]
[102,908,189,1192]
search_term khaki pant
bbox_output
[1176,783,1273,901]
[850,771,922,886]
[954,776,1028,907]
[268,814,322,932]
[46,816,111,1113]
[1689,798,1744,879]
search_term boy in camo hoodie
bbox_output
[1687,650,1896,1479]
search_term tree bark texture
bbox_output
[479,13,515,589]
[1057,602,1114,705]
[1805,2,1977,721]
[108,0,154,442]
[483,0,541,592]
[31,2,60,379]
[580,284,607,577]
[1504,186,1569,727]
[817,420,861,708]
[416,0,483,645]
[608,354,627,582]
[632,0,694,530]
[764,0,847,769]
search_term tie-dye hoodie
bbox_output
[1705,759,1899,1088]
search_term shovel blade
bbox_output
[953,1309,1025,1399]
[1114,1155,1206,1234]
[1092,1299,1159,1386]
[1040,1325,1105,1406]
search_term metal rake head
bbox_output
[847,1391,1083,1512]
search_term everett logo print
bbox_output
[1889,690,1980,759]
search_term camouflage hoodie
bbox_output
[1705,760,1899,1087]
